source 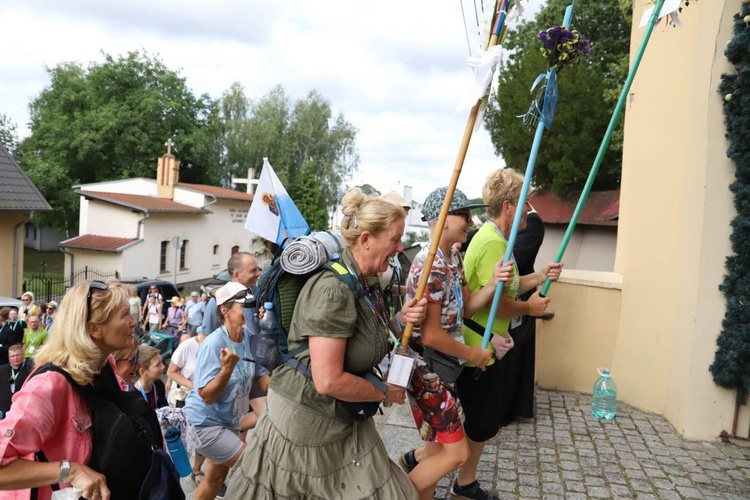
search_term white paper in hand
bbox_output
[387,353,416,388]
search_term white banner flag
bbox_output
[244,158,309,247]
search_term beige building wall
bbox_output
[537,226,616,272]
[536,271,622,393]
[0,212,26,297]
[535,1,741,440]
[63,250,123,278]
[81,200,143,237]
[613,0,737,439]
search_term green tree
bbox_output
[216,84,358,226]
[290,163,329,230]
[711,3,750,403]
[17,51,220,234]
[0,114,18,154]
[484,0,631,195]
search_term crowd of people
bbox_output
[0,167,563,500]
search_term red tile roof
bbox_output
[60,234,138,252]
[529,190,619,227]
[177,182,254,201]
[76,191,211,214]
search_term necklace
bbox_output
[361,278,390,333]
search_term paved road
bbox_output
[181,389,750,499]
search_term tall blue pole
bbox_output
[481,4,574,349]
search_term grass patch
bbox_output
[23,249,65,280]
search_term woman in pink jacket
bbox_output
[0,280,138,500]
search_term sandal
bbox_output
[191,470,205,483]
[398,449,419,474]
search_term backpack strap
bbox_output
[284,260,363,376]
[324,260,361,298]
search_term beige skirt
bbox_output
[226,389,418,499]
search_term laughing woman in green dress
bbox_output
[227,188,427,499]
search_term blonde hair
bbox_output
[483,168,525,218]
[340,188,405,249]
[34,280,133,385]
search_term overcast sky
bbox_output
[0,0,542,201]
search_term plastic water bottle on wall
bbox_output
[592,367,617,420]
[164,426,192,477]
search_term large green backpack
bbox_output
[252,257,359,370]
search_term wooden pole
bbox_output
[401,0,511,348]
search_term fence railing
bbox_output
[23,267,120,304]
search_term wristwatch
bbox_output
[58,460,71,483]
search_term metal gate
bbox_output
[22,266,120,304]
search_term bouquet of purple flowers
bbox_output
[538,25,591,72]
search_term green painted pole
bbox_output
[540,0,666,297]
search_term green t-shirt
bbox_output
[270,250,391,421]
[462,222,520,366]
[23,327,48,358]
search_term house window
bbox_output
[180,240,189,270]
[231,245,239,255]
[212,244,220,268]
[160,241,169,273]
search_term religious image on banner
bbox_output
[245,158,310,247]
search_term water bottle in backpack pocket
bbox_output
[251,302,282,370]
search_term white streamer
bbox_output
[456,44,504,112]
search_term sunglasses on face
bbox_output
[220,289,252,308]
[87,280,108,321]
[449,210,472,222]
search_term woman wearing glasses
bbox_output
[18,292,39,322]
[183,281,269,500]
[112,333,139,390]
[0,280,142,499]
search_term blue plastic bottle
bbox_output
[258,302,278,335]
[592,368,617,420]
[164,426,192,477]
[256,302,280,362]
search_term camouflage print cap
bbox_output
[421,187,487,222]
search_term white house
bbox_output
[60,147,269,286]
[530,190,619,272]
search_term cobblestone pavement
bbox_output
[180,389,750,499]
[376,389,750,499]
